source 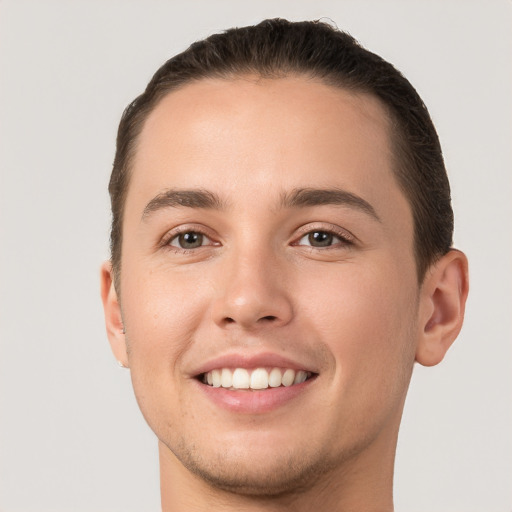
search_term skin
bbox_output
[101,76,468,511]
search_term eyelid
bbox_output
[168,232,214,248]
[160,224,220,248]
[292,223,356,245]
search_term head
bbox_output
[108,18,452,288]
[101,18,468,503]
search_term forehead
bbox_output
[136,76,394,174]
[127,76,410,232]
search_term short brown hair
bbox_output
[108,18,453,286]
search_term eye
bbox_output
[168,231,211,249]
[296,229,351,248]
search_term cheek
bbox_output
[120,266,213,375]
[123,262,208,325]
[299,262,419,394]
[120,269,213,434]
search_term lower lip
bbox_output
[196,378,315,414]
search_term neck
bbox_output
[159,423,399,512]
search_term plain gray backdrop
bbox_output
[1,1,511,510]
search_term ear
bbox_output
[416,250,469,367]
[100,261,129,368]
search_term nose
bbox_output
[211,248,294,330]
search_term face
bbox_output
[111,76,422,494]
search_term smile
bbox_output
[200,367,313,390]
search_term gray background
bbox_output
[1,1,511,510]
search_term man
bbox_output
[101,18,468,511]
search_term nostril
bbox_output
[220,314,281,327]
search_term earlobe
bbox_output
[416,250,469,367]
[100,261,129,368]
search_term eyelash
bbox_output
[161,226,218,253]
[292,225,355,250]
[161,225,355,253]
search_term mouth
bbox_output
[192,352,319,413]
[198,367,316,391]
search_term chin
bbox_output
[184,452,331,497]
[166,433,349,498]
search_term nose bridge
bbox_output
[212,238,293,329]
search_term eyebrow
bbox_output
[142,189,227,220]
[141,186,380,222]
[281,188,380,221]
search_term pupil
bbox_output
[179,232,203,248]
[309,231,332,247]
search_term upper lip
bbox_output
[191,351,318,377]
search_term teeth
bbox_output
[221,368,232,388]
[202,367,312,390]
[268,367,282,387]
[232,368,250,389]
[281,368,295,387]
[250,368,269,389]
[212,369,221,388]
[294,370,308,385]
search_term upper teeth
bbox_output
[203,367,310,390]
